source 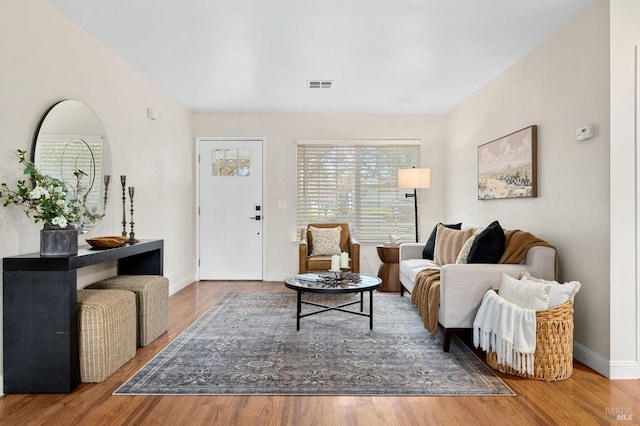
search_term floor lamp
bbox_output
[398,168,431,242]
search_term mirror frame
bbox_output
[32,100,112,233]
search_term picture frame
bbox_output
[478,125,537,200]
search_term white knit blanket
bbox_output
[473,290,537,375]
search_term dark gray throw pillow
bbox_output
[467,220,505,264]
[422,222,462,260]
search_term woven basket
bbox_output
[486,300,574,381]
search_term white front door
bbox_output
[198,139,263,280]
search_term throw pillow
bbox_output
[455,229,482,264]
[309,226,342,256]
[422,222,462,259]
[499,273,552,311]
[467,220,505,264]
[520,272,581,308]
[434,225,476,265]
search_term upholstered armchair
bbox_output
[299,223,360,273]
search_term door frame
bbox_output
[195,137,267,281]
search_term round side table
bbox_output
[376,244,400,292]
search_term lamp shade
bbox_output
[398,168,431,189]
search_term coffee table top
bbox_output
[284,273,381,294]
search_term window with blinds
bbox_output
[297,140,421,244]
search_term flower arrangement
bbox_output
[0,149,88,228]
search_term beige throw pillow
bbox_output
[520,272,581,308]
[434,225,476,265]
[455,228,482,264]
[499,273,551,311]
[309,226,342,256]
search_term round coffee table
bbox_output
[284,273,382,330]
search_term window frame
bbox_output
[296,139,422,244]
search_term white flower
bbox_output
[29,186,48,199]
[51,215,68,228]
[55,199,66,209]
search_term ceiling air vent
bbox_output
[307,80,333,89]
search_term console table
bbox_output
[3,239,163,394]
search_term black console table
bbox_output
[3,239,163,394]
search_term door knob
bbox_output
[250,215,261,221]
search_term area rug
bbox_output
[115,292,513,396]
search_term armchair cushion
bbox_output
[309,226,342,256]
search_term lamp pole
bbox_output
[398,168,431,243]
[405,189,419,242]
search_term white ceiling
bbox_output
[48,0,596,114]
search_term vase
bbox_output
[40,224,79,256]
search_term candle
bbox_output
[340,252,349,269]
[330,254,340,271]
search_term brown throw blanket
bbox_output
[411,229,555,336]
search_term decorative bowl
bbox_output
[86,236,129,249]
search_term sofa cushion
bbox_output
[520,272,581,308]
[467,220,505,264]
[400,258,439,283]
[409,265,440,283]
[422,222,462,259]
[434,225,476,265]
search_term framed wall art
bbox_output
[478,125,537,200]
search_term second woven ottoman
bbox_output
[88,275,169,346]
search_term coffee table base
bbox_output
[294,290,375,330]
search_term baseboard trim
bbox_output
[573,341,640,379]
[169,275,195,296]
[264,273,290,282]
[573,341,610,377]
[608,361,640,380]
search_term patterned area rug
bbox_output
[115,292,513,396]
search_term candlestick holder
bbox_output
[128,186,138,244]
[103,175,111,212]
[120,175,127,237]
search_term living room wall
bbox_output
[446,1,610,372]
[0,0,196,390]
[193,113,447,280]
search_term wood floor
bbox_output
[1,281,638,425]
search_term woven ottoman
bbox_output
[77,289,136,383]
[87,275,169,347]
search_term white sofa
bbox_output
[399,242,557,351]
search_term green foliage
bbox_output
[0,149,91,227]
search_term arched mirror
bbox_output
[33,100,112,233]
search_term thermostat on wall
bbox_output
[576,124,594,141]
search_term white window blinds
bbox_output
[297,140,421,244]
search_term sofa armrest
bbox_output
[439,263,536,329]
[399,243,425,262]
[522,246,557,280]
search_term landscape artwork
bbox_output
[478,125,537,200]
